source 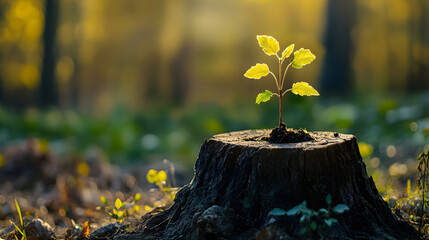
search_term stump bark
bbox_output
[116,130,418,240]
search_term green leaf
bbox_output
[318,208,329,217]
[115,198,124,210]
[291,82,319,96]
[281,44,295,61]
[158,170,167,182]
[134,193,141,202]
[244,64,269,79]
[10,220,24,237]
[100,196,109,205]
[255,90,273,104]
[257,35,280,56]
[146,169,158,184]
[268,208,287,216]
[326,194,332,205]
[333,204,350,214]
[15,199,23,227]
[286,200,309,216]
[292,48,316,69]
[301,207,314,217]
[298,228,307,235]
[134,205,141,212]
[310,221,317,231]
[15,199,27,240]
[286,201,306,216]
[324,218,338,227]
[286,205,300,216]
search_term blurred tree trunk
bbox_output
[70,57,79,108]
[170,40,192,105]
[158,0,190,105]
[0,2,6,106]
[145,53,161,101]
[408,0,429,91]
[0,77,4,106]
[320,0,356,94]
[39,0,59,107]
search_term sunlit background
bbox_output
[0,0,428,190]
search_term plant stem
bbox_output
[282,89,291,96]
[282,62,293,89]
[278,89,282,126]
[278,61,282,126]
[269,72,280,90]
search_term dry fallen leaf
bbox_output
[82,221,90,238]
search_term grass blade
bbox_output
[9,220,24,236]
[14,199,26,240]
[15,199,23,226]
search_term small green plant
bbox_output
[146,169,176,202]
[9,199,27,240]
[244,35,319,126]
[417,150,429,238]
[98,193,142,223]
[269,194,349,239]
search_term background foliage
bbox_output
[0,0,428,191]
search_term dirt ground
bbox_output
[0,139,189,239]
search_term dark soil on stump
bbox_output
[267,123,314,143]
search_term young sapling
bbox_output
[244,35,319,128]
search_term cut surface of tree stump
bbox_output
[115,130,418,240]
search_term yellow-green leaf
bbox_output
[146,169,158,183]
[281,44,295,61]
[291,82,319,96]
[256,90,273,104]
[115,198,124,210]
[15,199,23,227]
[134,193,141,202]
[100,196,109,205]
[358,142,373,158]
[244,64,269,79]
[292,48,316,69]
[257,35,280,56]
[133,205,141,212]
[170,193,176,201]
[158,170,167,182]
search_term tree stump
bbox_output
[116,130,418,240]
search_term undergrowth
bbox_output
[9,199,27,240]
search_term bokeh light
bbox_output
[386,145,397,158]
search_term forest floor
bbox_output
[0,139,189,239]
[0,138,428,239]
